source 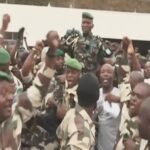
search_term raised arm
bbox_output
[17,37,59,122]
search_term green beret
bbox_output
[55,49,64,57]
[82,12,93,20]
[0,48,10,65]
[0,71,13,82]
[65,58,82,71]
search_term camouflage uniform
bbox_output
[62,81,78,109]
[0,64,55,150]
[116,73,148,150]
[115,64,132,150]
[0,104,32,150]
[57,104,95,150]
[21,77,78,150]
[46,75,65,104]
[46,75,78,128]
[118,77,131,132]
[74,33,112,73]
[116,115,149,150]
[61,29,112,73]
[12,73,23,102]
[60,29,81,58]
[116,56,131,132]
[21,70,60,150]
[21,56,79,149]
[116,115,140,150]
[46,79,78,112]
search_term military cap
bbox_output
[82,12,93,20]
[0,71,13,82]
[55,49,64,57]
[0,48,10,64]
[65,58,82,71]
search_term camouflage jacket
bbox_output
[116,116,140,150]
[57,104,95,150]
[60,28,81,57]
[0,65,55,150]
[62,81,78,110]
[0,104,32,150]
[47,79,78,110]
[21,112,59,150]
[46,75,65,105]
[21,78,77,150]
[119,80,131,133]
[115,67,148,150]
[61,29,112,73]
[74,33,112,73]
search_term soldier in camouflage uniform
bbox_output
[119,71,144,132]
[0,48,23,98]
[21,57,82,149]
[47,49,66,96]
[116,82,150,150]
[47,57,82,119]
[60,12,112,74]
[0,38,58,150]
[138,97,150,150]
[21,49,65,149]
[74,12,113,73]
[57,73,100,150]
[115,37,147,150]
[0,63,56,150]
[20,49,63,150]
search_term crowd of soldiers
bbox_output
[0,11,150,150]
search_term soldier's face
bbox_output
[129,84,150,117]
[144,62,150,78]
[66,68,80,88]
[0,81,14,122]
[138,107,150,140]
[81,18,93,34]
[55,56,64,71]
[100,64,114,88]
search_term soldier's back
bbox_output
[57,104,95,150]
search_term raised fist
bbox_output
[2,14,11,30]
[121,37,130,51]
